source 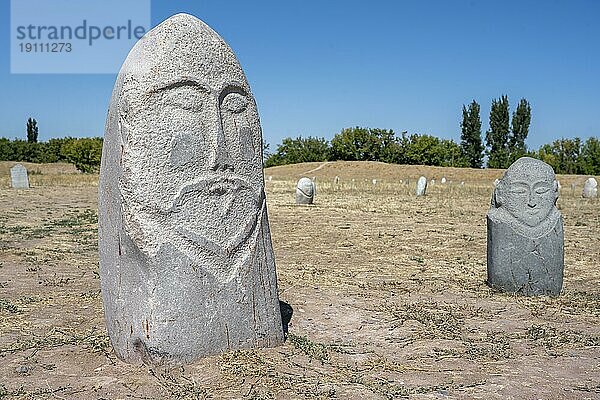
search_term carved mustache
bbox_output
[166,174,257,213]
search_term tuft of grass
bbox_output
[287,333,330,364]
[149,369,214,400]
[526,324,600,349]
[0,298,21,314]
[0,327,110,356]
[386,301,464,339]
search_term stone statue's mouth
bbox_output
[169,175,252,207]
[165,174,262,257]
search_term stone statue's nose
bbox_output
[527,196,537,208]
[210,143,234,172]
[209,105,234,173]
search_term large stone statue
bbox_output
[487,157,564,296]
[98,14,284,365]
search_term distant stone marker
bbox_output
[296,177,315,204]
[98,14,284,365]
[334,176,340,185]
[487,157,563,296]
[582,177,598,198]
[10,164,29,189]
[416,176,427,196]
[441,177,446,184]
[372,178,377,185]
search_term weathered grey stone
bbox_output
[372,179,377,185]
[98,14,284,365]
[10,164,29,189]
[487,157,564,296]
[296,177,315,204]
[582,177,598,198]
[441,177,446,184]
[334,176,339,185]
[416,176,427,196]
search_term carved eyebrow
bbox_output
[218,84,248,105]
[148,77,210,94]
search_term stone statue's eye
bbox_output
[162,87,204,112]
[510,186,528,194]
[222,93,248,114]
[535,187,550,194]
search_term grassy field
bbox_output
[0,160,599,399]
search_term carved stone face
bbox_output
[495,157,558,227]
[115,14,263,257]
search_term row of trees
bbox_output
[3,111,598,175]
[460,96,531,169]
[536,137,600,175]
[264,128,468,168]
[265,128,600,175]
[0,137,103,173]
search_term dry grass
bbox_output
[0,161,598,399]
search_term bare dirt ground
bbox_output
[0,160,599,400]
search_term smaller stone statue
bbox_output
[296,177,315,204]
[487,157,564,296]
[582,177,598,198]
[416,176,427,196]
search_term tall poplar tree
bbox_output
[486,95,510,168]
[509,98,531,160]
[460,100,484,168]
[26,118,38,143]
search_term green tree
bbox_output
[578,137,600,175]
[0,138,12,160]
[509,98,531,161]
[330,127,380,161]
[460,100,484,168]
[264,136,329,167]
[26,118,39,143]
[398,133,467,167]
[262,142,272,166]
[486,95,511,168]
[536,138,581,174]
[61,138,104,173]
[330,127,396,162]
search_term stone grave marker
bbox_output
[10,164,29,189]
[582,177,598,198]
[416,176,427,196]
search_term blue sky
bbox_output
[0,0,598,150]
